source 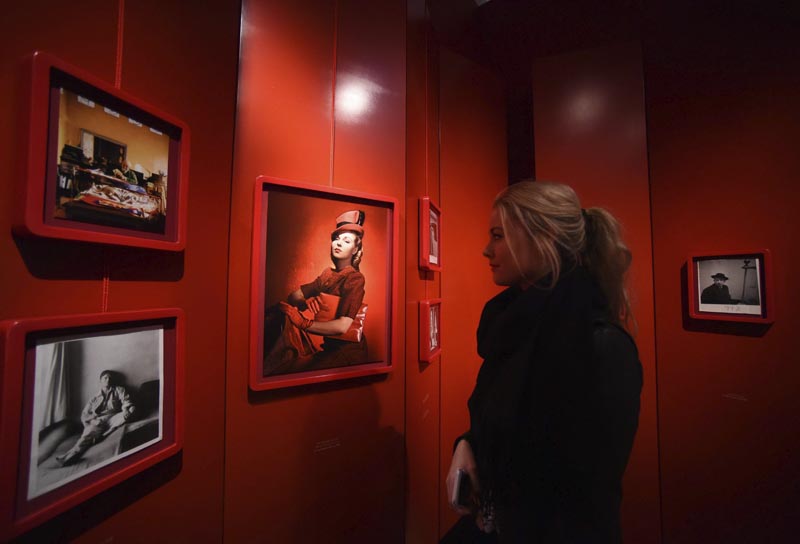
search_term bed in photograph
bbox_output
[61,168,164,231]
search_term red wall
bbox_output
[224,0,407,542]
[405,1,442,541]
[0,0,239,541]
[645,21,800,542]
[532,43,661,543]
[438,48,507,537]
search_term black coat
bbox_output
[700,283,732,304]
[461,266,642,543]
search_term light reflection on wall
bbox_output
[567,88,606,125]
[335,74,384,122]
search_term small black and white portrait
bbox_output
[27,326,164,499]
[428,208,440,265]
[429,304,440,351]
[697,257,762,315]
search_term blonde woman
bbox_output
[444,182,642,542]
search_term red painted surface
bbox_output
[0,0,239,541]
[225,1,406,541]
[532,43,661,542]
[404,1,443,540]
[438,47,506,537]
[646,25,800,541]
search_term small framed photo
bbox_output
[419,197,442,271]
[0,309,184,539]
[15,51,190,250]
[419,299,442,362]
[688,250,773,323]
[250,177,399,391]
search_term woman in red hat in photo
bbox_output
[263,210,368,375]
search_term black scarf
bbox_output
[468,265,609,505]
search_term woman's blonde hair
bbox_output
[493,181,634,328]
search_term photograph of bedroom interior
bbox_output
[51,80,171,233]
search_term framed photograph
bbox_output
[419,299,442,362]
[688,250,773,323]
[0,309,184,539]
[250,177,399,391]
[419,197,442,271]
[15,51,190,250]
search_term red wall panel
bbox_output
[438,47,506,537]
[0,0,239,541]
[225,1,406,542]
[646,26,800,542]
[404,1,442,541]
[532,43,661,543]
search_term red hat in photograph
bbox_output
[331,210,365,238]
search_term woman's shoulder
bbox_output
[592,320,642,392]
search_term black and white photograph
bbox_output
[26,326,164,500]
[428,206,440,266]
[696,256,763,316]
[429,304,440,352]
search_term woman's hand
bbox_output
[279,302,313,329]
[446,438,481,515]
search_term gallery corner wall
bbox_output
[224,0,407,541]
[0,0,240,541]
[644,14,800,542]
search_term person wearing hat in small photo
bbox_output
[701,272,733,304]
[263,210,368,375]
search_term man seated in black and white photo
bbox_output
[701,272,733,304]
[56,370,136,466]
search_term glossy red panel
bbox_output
[332,0,406,196]
[234,0,335,186]
[646,25,800,541]
[438,47,506,537]
[532,43,660,542]
[0,1,119,327]
[404,2,443,540]
[1,0,239,541]
[225,1,407,541]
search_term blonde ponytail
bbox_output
[582,207,634,330]
[493,181,634,329]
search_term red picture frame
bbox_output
[419,299,442,362]
[687,250,773,323]
[14,51,190,250]
[0,309,184,539]
[419,197,442,271]
[250,177,399,391]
